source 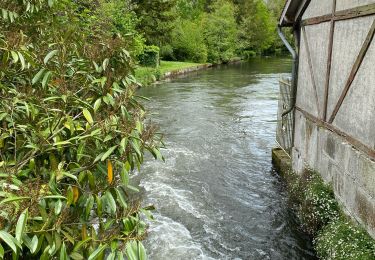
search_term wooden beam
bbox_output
[303,3,375,26]
[303,14,332,26]
[328,19,375,123]
[323,0,336,121]
[295,106,375,160]
[302,26,322,118]
[335,3,375,21]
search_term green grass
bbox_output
[158,60,206,75]
[134,60,208,87]
[134,67,159,87]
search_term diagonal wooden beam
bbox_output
[296,106,375,160]
[323,0,337,121]
[328,18,375,123]
[302,26,322,118]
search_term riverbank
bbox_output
[135,58,243,87]
[272,148,375,259]
[135,61,212,87]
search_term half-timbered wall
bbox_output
[292,0,375,237]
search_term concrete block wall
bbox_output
[292,110,375,238]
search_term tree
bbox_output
[266,0,293,55]
[176,0,206,20]
[171,18,208,63]
[237,0,276,55]
[267,0,286,18]
[131,0,177,46]
[203,0,237,63]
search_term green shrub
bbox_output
[315,217,375,260]
[132,0,177,46]
[0,1,162,259]
[171,19,208,63]
[242,50,257,59]
[134,67,161,86]
[137,45,160,68]
[160,44,175,61]
[77,0,146,57]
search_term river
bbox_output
[136,58,316,259]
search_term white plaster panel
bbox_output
[336,0,375,11]
[327,16,374,119]
[303,0,334,19]
[296,28,320,117]
[305,22,331,118]
[334,35,375,149]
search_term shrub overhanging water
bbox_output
[0,1,163,259]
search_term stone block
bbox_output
[357,154,375,199]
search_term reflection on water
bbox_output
[136,58,316,259]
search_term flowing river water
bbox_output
[136,59,316,259]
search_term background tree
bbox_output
[203,0,238,63]
[267,0,286,18]
[176,0,206,20]
[237,0,275,56]
[266,0,294,55]
[171,19,208,63]
[131,0,178,47]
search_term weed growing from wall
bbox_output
[283,169,375,259]
[315,217,375,260]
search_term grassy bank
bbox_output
[135,60,208,86]
[284,169,375,259]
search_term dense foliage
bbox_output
[130,0,289,65]
[137,46,160,68]
[237,0,276,56]
[287,170,339,235]
[132,0,177,47]
[160,0,288,63]
[170,19,208,63]
[0,0,163,259]
[203,0,238,63]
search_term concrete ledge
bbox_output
[161,63,213,80]
[160,58,243,81]
[272,147,292,177]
